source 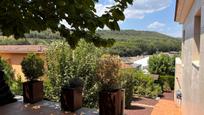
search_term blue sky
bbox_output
[96,0,182,37]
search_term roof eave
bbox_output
[174,0,179,22]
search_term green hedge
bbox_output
[119,68,135,108]
[45,40,103,108]
[134,71,162,99]
[0,57,22,95]
[158,75,175,92]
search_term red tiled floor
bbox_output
[161,91,174,100]
[151,100,181,115]
[125,92,181,115]
[151,91,181,115]
[125,96,158,115]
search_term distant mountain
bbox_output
[97,30,181,57]
[97,30,180,40]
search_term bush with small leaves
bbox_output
[45,40,103,108]
[21,53,44,81]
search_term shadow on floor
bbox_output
[126,105,145,110]
[132,97,142,102]
[160,91,174,100]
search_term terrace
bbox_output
[0,0,185,114]
[0,92,181,115]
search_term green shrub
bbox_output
[0,57,15,86]
[134,71,162,98]
[45,41,72,102]
[0,57,22,95]
[148,54,175,75]
[10,75,23,95]
[21,53,44,81]
[158,75,175,92]
[75,40,103,108]
[45,40,103,108]
[119,68,135,108]
[44,79,59,101]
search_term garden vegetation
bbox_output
[148,54,176,92]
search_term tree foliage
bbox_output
[148,54,175,75]
[99,30,181,56]
[0,0,133,48]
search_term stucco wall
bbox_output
[179,0,204,114]
[174,58,182,107]
[0,53,45,81]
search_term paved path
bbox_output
[151,99,181,115]
[125,96,158,115]
[125,92,181,115]
[151,92,181,115]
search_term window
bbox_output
[192,9,201,61]
[181,30,185,61]
[183,30,185,43]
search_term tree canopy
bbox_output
[0,0,133,48]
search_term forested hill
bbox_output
[0,29,181,57]
[97,30,181,57]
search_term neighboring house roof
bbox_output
[133,56,149,67]
[175,0,194,23]
[0,45,47,53]
[121,56,149,64]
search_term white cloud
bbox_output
[95,0,171,19]
[95,4,111,16]
[147,21,165,29]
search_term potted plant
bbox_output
[21,53,44,103]
[61,77,84,112]
[97,54,124,115]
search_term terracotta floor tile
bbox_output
[151,100,181,115]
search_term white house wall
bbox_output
[180,0,204,114]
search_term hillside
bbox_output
[97,30,177,40]
[97,30,181,56]
[0,30,181,57]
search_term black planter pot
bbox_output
[99,89,125,115]
[61,87,82,112]
[23,81,43,103]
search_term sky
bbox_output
[96,0,182,37]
